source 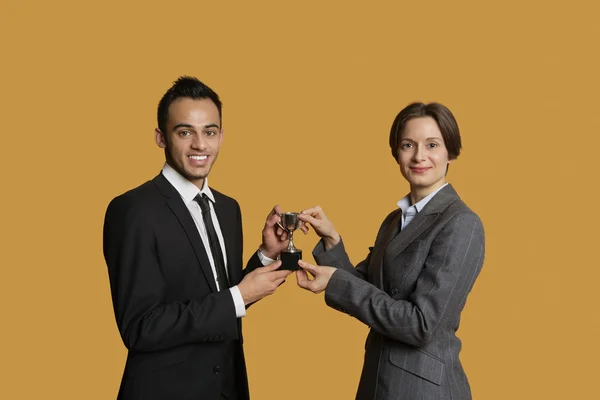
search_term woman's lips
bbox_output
[410,167,431,174]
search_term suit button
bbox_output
[390,288,399,295]
[213,365,221,375]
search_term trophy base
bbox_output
[280,250,302,271]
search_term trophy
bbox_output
[277,212,302,271]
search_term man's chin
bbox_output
[186,172,208,181]
[183,168,210,181]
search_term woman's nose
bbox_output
[412,145,426,161]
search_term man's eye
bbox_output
[180,130,191,136]
[206,131,216,136]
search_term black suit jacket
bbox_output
[103,173,263,400]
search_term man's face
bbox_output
[155,97,223,189]
[397,116,450,194]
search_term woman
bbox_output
[297,102,485,400]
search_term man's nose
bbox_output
[191,134,207,150]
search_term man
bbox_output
[103,76,293,399]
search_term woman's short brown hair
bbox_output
[389,102,462,161]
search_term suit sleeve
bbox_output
[103,197,239,353]
[313,238,370,280]
[323,212,485,347]
[312,210,399,280]
[244,252,263,276]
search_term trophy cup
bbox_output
[277,212,302,271]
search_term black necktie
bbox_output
[195,194,230,290]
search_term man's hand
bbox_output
[298,206,340,249]
[295,260,336,294]
[261,205,308,259]
[238,260,292,305]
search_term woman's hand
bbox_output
[298,206,340,249]
[295,260,336,294]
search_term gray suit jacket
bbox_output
[314,185,485,400]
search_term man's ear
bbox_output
[220,128,224,145]
[155,128,166,149]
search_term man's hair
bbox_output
[389,102,462,161]
[157,76,222,134]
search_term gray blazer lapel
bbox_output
[369,210,402,289]
[385,184,460,258]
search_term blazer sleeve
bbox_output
[313,238,370,280]
[244,252,263,276]
[312,209,400,280]
[103,196,239,353]
[323,211,485,347]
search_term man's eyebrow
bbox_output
[172,123,194,131]
[172,123,220,131]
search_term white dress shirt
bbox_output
[397,183,448,230]
[162,164,247,318]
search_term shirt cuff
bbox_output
[229,286,246,318]
[257,248,277,266]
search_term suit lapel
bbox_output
[153,174,218,293]
[384,213,439,258]
[212,193,242,286]
[369,210,402,289]
[384,185,460,265]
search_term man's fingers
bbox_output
[262,260,282,272]
[274,277,287,287]
[265,205,282,227]
[279,230,288,241]
[267,269,293,280]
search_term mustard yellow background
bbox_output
[1,0,599,398]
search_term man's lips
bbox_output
[187,155,209,166]
[188,154,208,161]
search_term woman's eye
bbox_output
[401,143,413,149]
[428,142,439,148]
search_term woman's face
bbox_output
[397,116,450,195]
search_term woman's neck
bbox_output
[409,181,446,205]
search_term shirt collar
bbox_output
[161,163,216,204]
[397,183,449,213]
